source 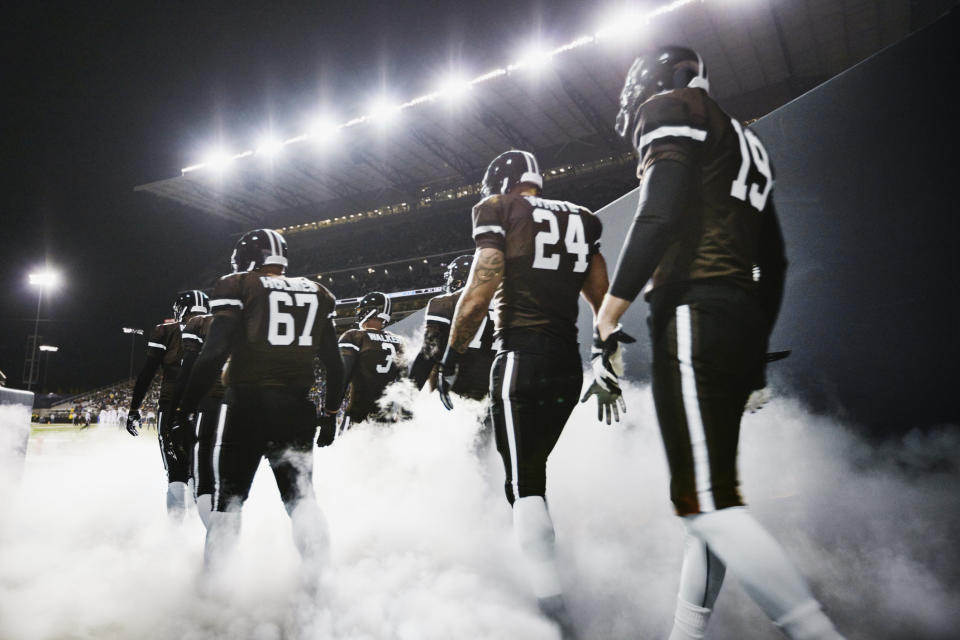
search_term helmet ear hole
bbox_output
[673,67,697,89]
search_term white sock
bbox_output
[196,494,213,530]
[668,533,726,640]
[166,481,187,521]
[776,599,845,640]
[686,507,842,639]
[287,498,331,583]
[204,508,241,575]
[513,496,562,599]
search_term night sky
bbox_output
[2,0,598,393]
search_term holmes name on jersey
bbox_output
[259,276,319,292]
[523,196,580,213]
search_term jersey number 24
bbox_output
[532,209,589,273]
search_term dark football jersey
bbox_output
[339,328,405,419]
[182,314,225,400]
[423,290,497,400]
[632,87,775,293]
[473,193,602,344]
[209,272,337,393]
[146,321,183,405]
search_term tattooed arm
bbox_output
[448,247,504,353]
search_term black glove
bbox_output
[437,345,461,411]
[126,409,141,436]
[580,325,636,425]
[317,409,338,447]
[163,412,196,464]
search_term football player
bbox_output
[337,291,406,428]
[126,289,209,520]
[438,149,615,637]
[409,254,497,403]
[595,47,844,639]
[173,228,345,577]
[169,302,223,530]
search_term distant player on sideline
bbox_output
[596,46,844,639]
[439,149,620,638]
[126,290,208,520]
[337,291,406,428]
[169,304,224,530]
[409,254,497,403]
[174,228,345,578]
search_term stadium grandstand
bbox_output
[133,0,926,328]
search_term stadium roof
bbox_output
[134,0,933,227]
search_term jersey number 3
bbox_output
[267,291,319,346]
[532,209,589,273]
[729,119,773,211]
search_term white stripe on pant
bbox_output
[676,305,715,512]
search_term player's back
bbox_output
[425,290,496,399]
[339,327,404,418]
[635,87,775,293]
[472,193,602,345]
[148,321,184,404]
[211,271,336,394]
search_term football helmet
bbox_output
[480,150,542,198]
[173,290,209,322]
[357,291,391,325]
[443,255,473,293]
[230,228,288,273]
[615,45,709,141]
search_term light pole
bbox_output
[122,327,144,381]
[26,270,61,391]
[39,345,58,393]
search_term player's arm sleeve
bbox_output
[338,331,361,388]
[472,197,507,251]
[170,318,204,410]
[316,301,345,414]
[180,276,242,414]
[608,158,695,301]
[757,199,788,333]
[410,300,450,389]
[179,315,239,415]
[129,325,166,411]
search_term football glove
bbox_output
[125,409,141,436]
[580,325,636,425]
[163,412,196,464]
[317,409,338,447]
[437,346,461,411]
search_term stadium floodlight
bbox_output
[122,327,144,335]
[39,345,58,352]
[368,98,401,124]
[28,270,60,289]
[26,269,61,391]
[179,0,701,173]
[509,44,554,72]
[256,136,284,158]
[436,75,473,102]
[309,117,340,145]
[205,150,235,173]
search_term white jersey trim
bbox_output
[147,342,166,350]
[182,333,202,342]
[339,342,360,351]
[638,125,708,151]
[210,298,243,309]
[425,314,452,325]
[473,224,505,238]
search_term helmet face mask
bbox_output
[444,255,473,294]
[481,150,543,198]
[173,290,210,322]
[231,228,288,274]
[615,45,709,144]
[356,291,391,326]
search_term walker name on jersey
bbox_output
[523,196,580,213]
[259,276,319,292]
[367,332,404,344]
